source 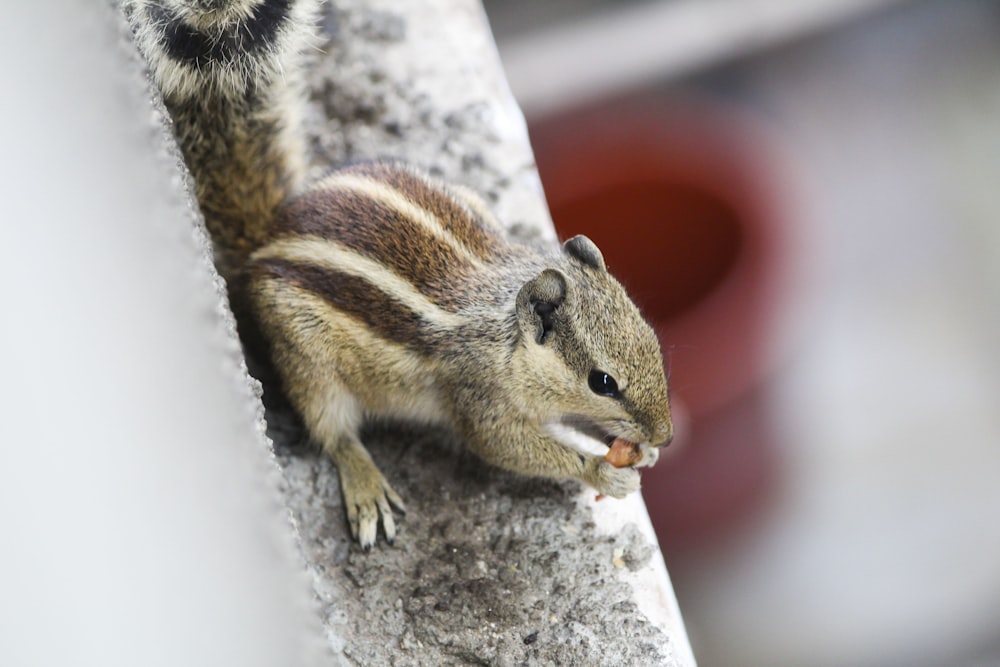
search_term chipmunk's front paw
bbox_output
[636,442,660,468]
[340,468,406,549]
[331,440,406,548]
[587,459,641,498]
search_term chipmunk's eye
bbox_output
[588,370,619,398]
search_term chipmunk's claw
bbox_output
[333,438,405,549]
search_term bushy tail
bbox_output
[127,0,319,280]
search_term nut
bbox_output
[604,438,642,468]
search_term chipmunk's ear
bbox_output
[563,235,606,272]
[516,269,567,344]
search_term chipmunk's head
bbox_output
[513,235,673,464]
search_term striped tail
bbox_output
[126,0,320,280]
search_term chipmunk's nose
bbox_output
[652,420,673,448]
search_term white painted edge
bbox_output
[586,491,698,666]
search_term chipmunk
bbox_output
[127,0,673,548]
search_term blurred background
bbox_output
[481,0,1000,665]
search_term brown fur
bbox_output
[244,163,673,547]
[269,186,482,309]
[171,96,303,278]
[250,257,446,354]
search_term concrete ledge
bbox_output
[276,424,691,664]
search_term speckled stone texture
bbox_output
[271,422,681,665]
[133,0,694,664]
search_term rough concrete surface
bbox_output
[273,421,678,666]
[130,0,694,664]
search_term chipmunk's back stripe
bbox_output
[252,235,466,327]
[333,164,505,261]
[253,258,446,355]
[315,172,486,264]
[372,165,507,260]
[146,0,292,69]
[273,188,479,309]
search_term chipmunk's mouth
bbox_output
[544,418,620,459]
[545,417,654,468]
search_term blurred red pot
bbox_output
[530,95,795,546]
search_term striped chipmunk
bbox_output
[128,0,673,548]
